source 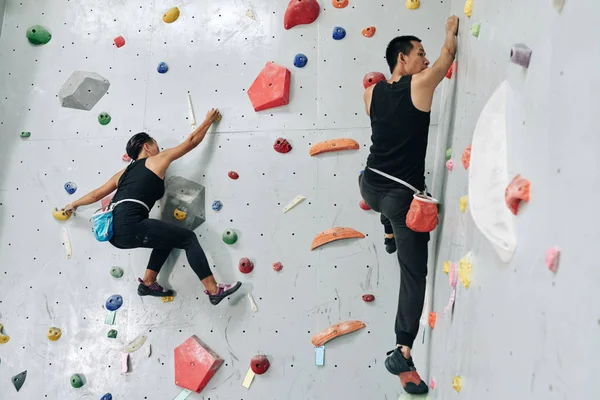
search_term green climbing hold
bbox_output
[110,267,124,278]
[471,23,481,38]
[445,148,452,161]
[107,329,118,339]
[222,229,238,245]
[20,131,31,138]
[70,374,84,388]
[98,112,111,125]
[26,25,52,45]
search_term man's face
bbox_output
[402,41,430,74]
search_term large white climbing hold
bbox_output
[187,93,197,130]
[282,195,306,213]
[62,228,72,259]
[123,334,147,353]
[468,81,517,263]
[248,293,258,312]
[59,71,110,111]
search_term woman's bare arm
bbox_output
[63,169,125,211]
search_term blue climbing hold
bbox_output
[294,53,308,68]
[157,62,168,74]
[332,27,346,40]
[64,181,77,195]
[101,394,113,400]
[105,295,123,311]
[212,200,223,211]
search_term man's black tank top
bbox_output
[111,158,165,230]
[364,75,431,191]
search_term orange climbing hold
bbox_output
[310,227,365,250]
[461,144,472,169]
[363,72,386,89]
[309,138,359,156]
[247,62,291,112]
[505,174,531,215]
[174,335,224,393]
[428,312,437,328]
[332,0,349,8]
[362,26,376,38]
[284,0,320,30]
[445,61,456,79]
[311,320,366,346]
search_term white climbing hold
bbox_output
[123,334,147,353]
[187,93,197,131]
[551,0,565,12]
[282,195,306,213]
[121,352,129,373]
[246,9,256,19]
[146,343,152,357]
[62,228,72,259]
[248,293,258,313]
[241,367,256,389]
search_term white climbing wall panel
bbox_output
[0,0,451,399]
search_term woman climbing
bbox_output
[62,108,242,305]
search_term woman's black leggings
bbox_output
[109,219,213,280]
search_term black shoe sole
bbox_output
[385,349,429,395]
[137,284,174,297]
[209,281,242,305]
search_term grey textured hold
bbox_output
[160,176,206,230]
[58,71,110,111]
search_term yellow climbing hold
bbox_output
[161,296,175,303]
[406,0,420,10]
[443,261,450,274]
[162,7,180,23]
[459,195,468,213]
[459,252,472,288]
[452,375,463,392]
[47,327,62,341]
[0,323,10,344]
[173,208,187,221]
[464,0,473,17]
[52,207,72,221]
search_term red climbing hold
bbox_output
[505,174,531,215]
[250,355,270,375]
[359,200,371,210]
[445,62,456,79]
[247,62,291,112]
[228,171,239,180]
[362,294,375,302]
[272,262,283,272]
[114,36,125,48]
[174,335,224,393]
[122,153,131,162]
[363,72,386,89]
[461,145,472,169]
[273,138,292,154]
[238,258,254,274]
[283,0,320,30]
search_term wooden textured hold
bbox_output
[310,227,365,250]
[311,320,366,346]
[309,138,360,156]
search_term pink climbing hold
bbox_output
[283,0,320,30]
[363,72,386,89]
[505,174,531,215]
[429,377,436,390]
[359,200,371,210]
[247,62,291,112]
[272,262,283,272]
[545,246,560,272]
[122,153,131,162]
[461,145,472,169]
[228,171,239,180]
[446,159,454,171]
[445,61,456,79]
[114,36,126,48]
[238,258,254,274]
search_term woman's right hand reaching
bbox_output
[205,108,221,124]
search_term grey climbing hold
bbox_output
[59,71,110,111]
[12,370,27,392]
[26,25,51,45]
[510,44,532,68]
[110,267,124,278]
[160,176,205,230]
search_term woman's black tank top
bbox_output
[111,158,165,229]
[364,75,431,191]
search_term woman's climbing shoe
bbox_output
[137,278,174,297]
[205,281,242,305]
[385,347,429,395]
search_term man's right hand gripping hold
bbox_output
[358,15,458,395]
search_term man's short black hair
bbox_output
[385,35,422,73]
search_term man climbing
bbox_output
[358,16,458,395]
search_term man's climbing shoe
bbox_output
[137,278,174,297]
[205,282,242,305]
[385,237,397,254]
[385,347,429,395]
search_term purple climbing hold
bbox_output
[510,44,532,68]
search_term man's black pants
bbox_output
[359,172,429,348]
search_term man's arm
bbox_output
[363,84,375,116]
[414,16,458,89]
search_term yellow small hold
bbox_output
[406,0,420,10]
[0,323,10,344]
[52,207,72,221]
[173,208,187,221]
[161,296,175,303]
[47,327,62,341]
[459,195,468,213]
[464,0,473,17]
[452,375,463,392]
[459,252,472,289]
[162,7,180,23]
[443,261,450,274]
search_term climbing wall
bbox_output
[0,0,452,399]
[426,0,600,399]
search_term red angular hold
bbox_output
[362,294,375,302]
[283,0,320,30]
[359,199,371,210]
[250,355,270,375]
[363,72,386,89]
[272,262,283,272]
[248,62,291,112]
[274,137,292,154]
[505,174,531,215]
[122,153,131,162]
[228,171,239,180]
[174,335,224,393]
[445,62,456,79]
[114,36,125,48]
[238,257,254,274]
